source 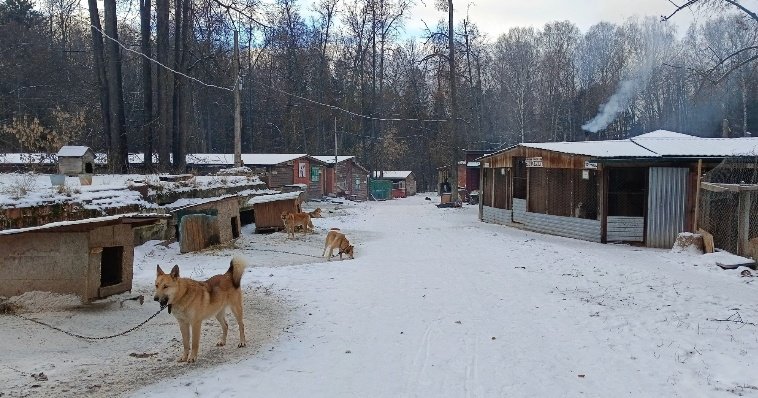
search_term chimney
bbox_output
[722,119,731,138]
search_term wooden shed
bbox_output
[57,146,95,176]
[247,191,303,232]
[477,130,758,248]
[372,171,417,198]
[313,156,369,201]
[168,196,242,253]
[0,214,166,302]
[186,153,328,199]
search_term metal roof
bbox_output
[372,171,413,179]
[478,130,758,161]
[57,146,92,157]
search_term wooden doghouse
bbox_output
[57,146,95,176]
[169,196,242,253]
[247,191,303,233]
[0,214,167,302]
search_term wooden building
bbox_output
[247,191,303,232]
[186,154,327,199]
[372,171,417,198]
[168,196,242,253]
[57,146,95,176]
[477,131,758,248]
[0,214,166,302]
[313,156,369,201]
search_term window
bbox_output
[311,166,320,182]
[298,162,307,178]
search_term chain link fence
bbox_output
[698,157,758,256]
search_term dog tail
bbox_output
[227,256,247,289]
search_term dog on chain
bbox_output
[153,256,247,363]
[282,211,314,238]
[323,228,354,261]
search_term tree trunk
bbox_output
[234,29,242,167]
[87,0,111,153]
[140,0,153,171]
[156,0,170,170]
[448,0,458,201]
[172,0,189,171]
[104,0,128,173]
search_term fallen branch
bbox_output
[708,311,757,327]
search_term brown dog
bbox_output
[283,212,313,238]
[308,208,322,218]
[153,257,247,363]
[323,228,354,261]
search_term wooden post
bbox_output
[233,29,242,168]
[693,159,702,231]
[738,189,750,256]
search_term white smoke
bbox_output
[582,77,643,133]
[582,65,653,133]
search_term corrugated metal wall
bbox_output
[513,198,527,224]
[482,206,513,225]
[607,216,644,242]
[646,167,688,248]
[510,198,601,242]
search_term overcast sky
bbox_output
[403,0,700,38]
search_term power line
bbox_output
[88,11,453,124]
[91,24,234,92]
[256,81,451,123]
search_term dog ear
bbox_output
[157,265,165,276]
[170,265,180,278]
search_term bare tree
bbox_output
[140,0,153,170]
[103,0,127,172]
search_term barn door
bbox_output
[646,167,688,248]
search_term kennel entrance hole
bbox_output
[100,246,124,287]
[231,216,240,238]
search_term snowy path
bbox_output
[131,196,758,397]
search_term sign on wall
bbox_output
[525,157,543,168]
[584,161,598,169]
[298,162,307,178]
[311,166,320,182]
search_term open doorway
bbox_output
[100,246,124,287]
[231,216,240,238]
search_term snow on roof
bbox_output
[165,194,239,210]
[467,162,480,167]
[372,171,413,179]
[57,146,92,157]
[187,153,307,166]
[521,140,659,158]
[480,130,758,161]
[0,214,126,235]
[247,191,302,205]
[312,156,355,164]
[630,130,758,157]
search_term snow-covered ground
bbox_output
[0,173,265,210]
[3,196,758,397]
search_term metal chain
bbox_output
[248,247,324,259]
[12,305,167,340]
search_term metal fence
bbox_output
[698,158,758,255]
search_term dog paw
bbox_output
[187,356,197,363]
[216,341,226,347]
[238,342,246,348]
[178,356,187,362]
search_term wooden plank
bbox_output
[698,228,715,253]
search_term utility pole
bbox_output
[233,29,242,167]
[334,117,338,164]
